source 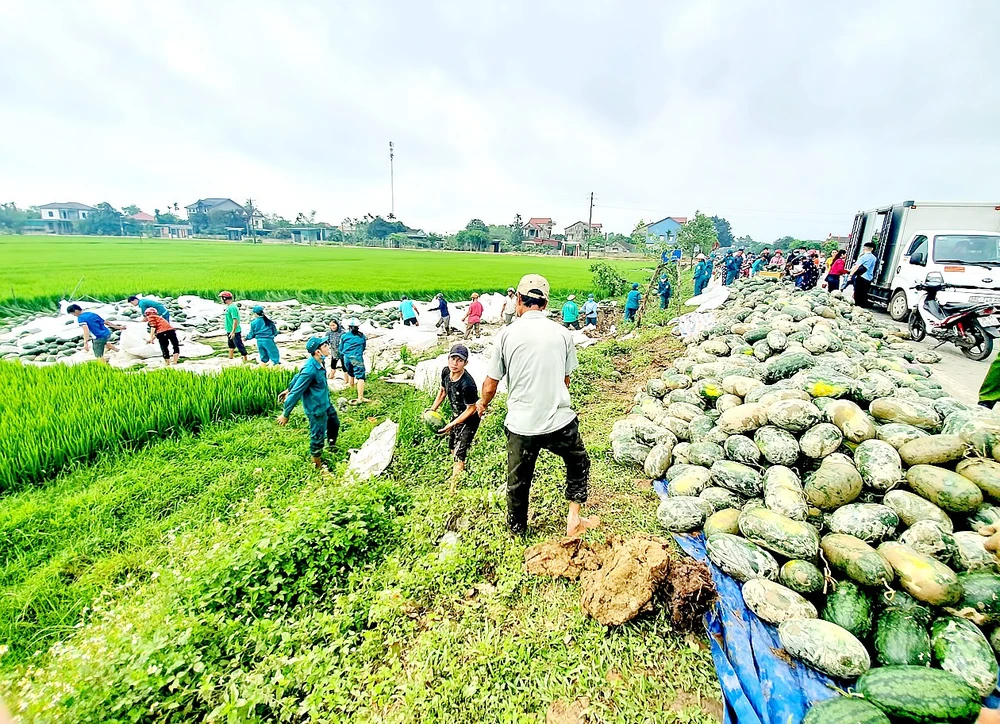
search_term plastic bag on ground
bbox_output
[347,419,398,481]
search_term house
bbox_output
[184,198,247,217]
[150,223,192,239]
[131,212,155,223]
[641,216,688,246]
[152,223,192,239]
[563,221,603,245]
[523,237,580,257]
[36,202,95,234]
[604,240,632,254]
[522,217,554,240]
[289,227,330,244]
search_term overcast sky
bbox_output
[1,1,997,241]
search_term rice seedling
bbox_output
[0,362,292,491]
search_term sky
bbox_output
[1,0,998,241]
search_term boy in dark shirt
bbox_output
[428,344,481,491]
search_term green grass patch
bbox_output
[0,235,646,314]
[3,332,720,723]
[0,362,294,491]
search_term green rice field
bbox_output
[0,235,644,312]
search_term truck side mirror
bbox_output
[909,252,926,266]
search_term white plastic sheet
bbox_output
[412,351,507,395]
[347,419,398,481]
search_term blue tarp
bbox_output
[670,527,1000,723]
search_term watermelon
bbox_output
[856,666,980,723]
[742,578,818,624]
[422,409,446,431]
[874,606,931,667]
[706,533,779,582]
[780,559,825,594]
[738,507,820,560]
[777,618,870,679]
[802,697,889,724]
[931,615,1000,697]
[821,580,873,639]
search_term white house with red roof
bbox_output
[522,217,554,240]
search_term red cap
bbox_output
[219,290,233,299]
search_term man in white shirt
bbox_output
[501,287,517,325]
[477,274,599,537]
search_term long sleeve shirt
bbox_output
[325,328,343,359]
[582,300,598,317]
[246,316,276,340]
[282,357,331,417]
[436,298,450,317]
[338,330,366,360]
[625,290,642,310]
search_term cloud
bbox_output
[1,0,998,241]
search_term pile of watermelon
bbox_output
[611,277,1000,723]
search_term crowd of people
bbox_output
[690,244,879,308]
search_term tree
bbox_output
[822,238,840,255]
[710,216,735,248]
[244,199,260,243]
[676,211,719,259]
[630,219,648,252]
[155,208,181,224]
[590,261,629,297]
[455,228,491,251]
[510,214,524,245]
[79,202,123,236]
[465,218,488,233]
[0,202,39,233]
[121,204,141,217]
[295,210,317,225]
[367,216,408,240]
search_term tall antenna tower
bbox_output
[388,141,396,219]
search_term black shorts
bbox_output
[403,317,419,327]
[449,415,481,462]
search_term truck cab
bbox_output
[888,230,1000,320]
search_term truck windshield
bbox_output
[933,234,1000,265]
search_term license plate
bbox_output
[983,315,1000,327]
[970,295,1000,304]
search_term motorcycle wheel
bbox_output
[962,322,994,361]
[908,312,926,342]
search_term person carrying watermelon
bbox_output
[427,343,481,491]
[277,336,339,470]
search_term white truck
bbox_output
[845,201,1000,320]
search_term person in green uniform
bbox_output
[128,295,170,321]
[979,356,1000,408]
[561,294,581,329]
[624,283,641,322]
[219,291,248,362]
[339,317,370,405]
[277,336,339,469]
[246,305,280,365]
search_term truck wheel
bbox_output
[889,290,910,321]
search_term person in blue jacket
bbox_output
[277,336,339,469]
[246,305,280,365]
[656,274,672,309]
[339,317,370,405]
[692,254,710,296]
[624,282,642,322]
[723,251,741,286]
[434,293,451,335]
[582,293,599,327]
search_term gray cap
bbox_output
[516,274,550,300]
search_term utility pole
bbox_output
[586,191,594,259]
[388,141,395,219]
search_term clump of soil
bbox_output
[546,697,590,724]
[524,537,604,580]
[524,534,715,628]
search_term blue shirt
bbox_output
[137,299,168,317]
[282,357,331,417]
[582,300,598,317]
[436,297,449,316]
[246,316,276,340]
[857,252,877,281]
[657,280,672,295]
[694,261,709,280]
[625,290,642,310]
[339,330,366,360]
[399,299,417,319]
[77,311,111,339]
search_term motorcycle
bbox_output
[908,272,1000,361]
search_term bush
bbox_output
[589,261,628,297]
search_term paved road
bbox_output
[877,311,996,405]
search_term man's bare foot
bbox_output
[566,515,600,538]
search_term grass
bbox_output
[0,235,649,314]
[0,363,293,491]
[1,326,721,723]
